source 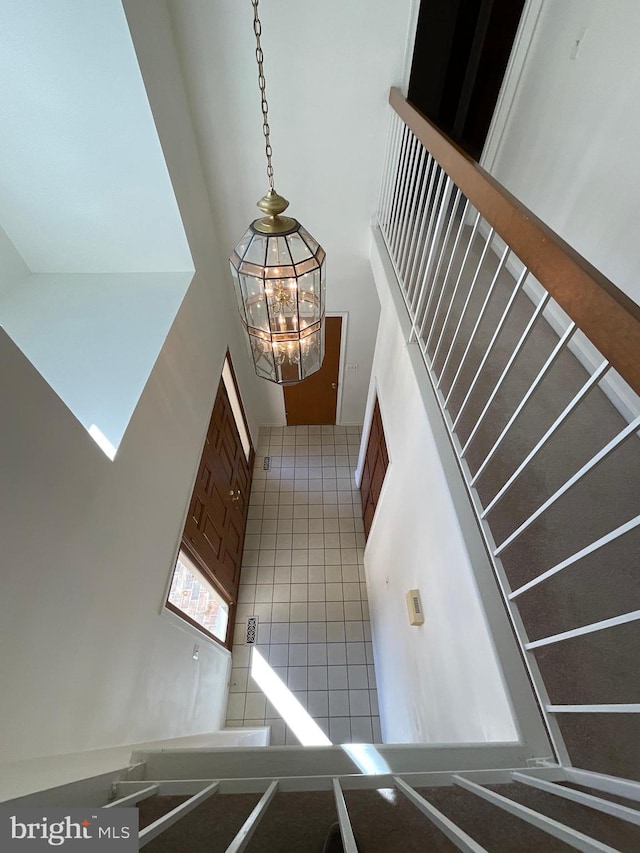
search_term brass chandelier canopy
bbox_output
[229,0,326,386]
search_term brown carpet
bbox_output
[138,783,640,851]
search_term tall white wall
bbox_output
[0,0,199,455]
[1,272,193,451]
[0,0,274,781]
[0,225,29,300]
[167,0,413,425]
[488,0,640,307]
[122,0,276,439]
[0,0,191,273]
[363,233,519,744]
[0,297,232,765]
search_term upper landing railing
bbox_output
[377,88,640,772]
[384,88,640,396]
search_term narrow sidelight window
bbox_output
[167,549,230,643]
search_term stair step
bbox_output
[246,791,338,852]
[343,788,458,853]
[140,793,261,853]
[515,525,640,639]
[138,795,189,831]
[563,780,640,810]
[415,785,572,852]
[138,789,459,852]
[132,782,640,851]
[532,621,640,706]
[554,714,640,781]
[497,782,640,853]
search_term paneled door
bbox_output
[283,316,342,425]
[360,398,389,539]
[183,377,251,599]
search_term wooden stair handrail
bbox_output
[389,87,640,396]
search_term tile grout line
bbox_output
[227,425,380,745]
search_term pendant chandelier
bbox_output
[229,0,326,386]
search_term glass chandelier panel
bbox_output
[230,221,326,385]
[229,0,326,386]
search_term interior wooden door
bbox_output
[360,398,389,538]
[284,316,342,425]
[183,378,251,598]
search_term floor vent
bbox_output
[263,456,271,470]
[246,616,258,644]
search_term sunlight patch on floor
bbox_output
[251,648,332,746]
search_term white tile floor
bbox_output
[226,425,381,745]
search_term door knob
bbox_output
[229,489,241,502]
[331,382,337,389]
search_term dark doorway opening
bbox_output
[408,0,526,161]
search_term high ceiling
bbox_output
[166,0,414,423]
[0,0,191,274]
[0,0,414,440]
[0,0,195,452]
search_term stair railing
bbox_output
[376,87,640,767]
[105,762,640,850]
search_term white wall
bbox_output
[167,0,413,425]
[1,272,193,451]
[0,0,191,273]
[0,0,199,455]
[123,0,276,441]
[0,226,29,299]
[0,0,275,781]
[488,0,640,307]
[0,315,232,766]
[0,731,267,804]
[363,233,519,744]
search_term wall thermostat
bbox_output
[406,589,424,626]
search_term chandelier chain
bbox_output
[252,0,274,191]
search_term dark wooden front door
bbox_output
[284,316,342,425]
[361,398,389,539]
[183,378,251,598]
